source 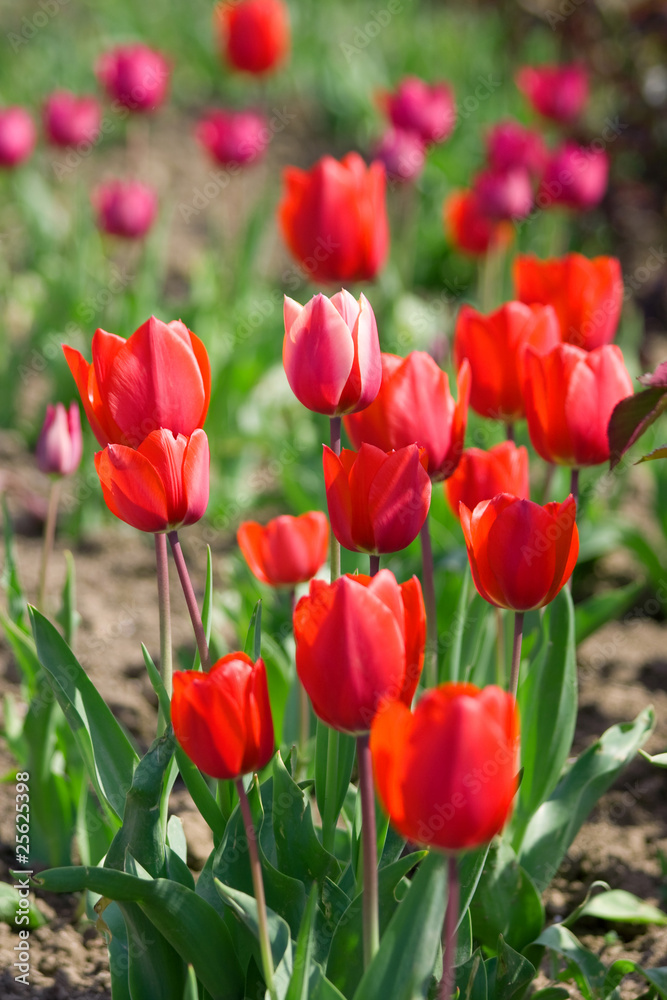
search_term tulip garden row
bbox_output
[3,1,667,999]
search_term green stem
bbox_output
[154,533,173,735]
[420,517,438,687]
[439,854,459,1000]
[509,611,524,701]
[168,530,211,672]
[38,478,62,611]
[235,778,277,1000]
[330,416,342,581]
[322,726,339,854]
[356,733,379,968]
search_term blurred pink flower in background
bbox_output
[373,127,426,184]
[538,142,609,210]
[36,403,83,477]
[383,76,455,145]
[92,179,157,238]
[96,44,170,112]
[516,63,589,124]
[444,189,513,256]
[486,120,546,176]
[196,109,270,168]
[0,106,36,168]
[473,166,533,220]
[43,91,102,148]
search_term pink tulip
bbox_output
[384,76,455,145]
[474,167,533,220]
[283,289,381,416]
[516,64,588,124]
[92,179,157,238]
[96,44,170,113]
[486,120,546,176]
[195,109,269,167]
[43,91,102,148]
[36,402,83,477]
[0,107,36,168]
[538,142,608,211]
[373,128,426,184]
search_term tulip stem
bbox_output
[167,530,211,672]
[329,417,342,581]
[235,777,277,1000]
[506,422,515,443]
[570,467,580,511]
[495,608,505,688]
[509,611,524,700]
[154,533,173,733]
[38,478,62,612]
[357,732,380,968]
[439,854,459,1000]
[322,726,339,855]
[420,518,438,688]
[369,554,380,577]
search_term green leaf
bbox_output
[351,850,447,1000]
[529,989,570,1000]
[469,840,544,953]
[571,889,667,927]
[315,723,356,854]
[285,888,319,1000]
[193,546,214,670]
[117,900,187,1000]
[244,599,263,663]
[441,570,470,683]
[327,851,427,996]
[454,950,487,1000]
[532,925,606,1000]
[56,550,79,648]
[1,611,41,690]
[29,607,139,821]
[0,880,46,927]
[174,746,226,841]
[640,748,667,768]
[512,589,577,851]
[36,866,244,1000]
[214,880,292,998]
[2,496,26,627]
[485,936,535,1000]
[519,708,655,891]
[142,644,172,724]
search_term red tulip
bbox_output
[294,571,425,734]
[36,402,83,477]
[0,107,36,168]
[443,189,513,256]
[96,44,170,113]
[278,152,388,283]
[63,315,211,449]
[516,63,588,124]
[373,128,426,184]
[486,120,546,177]
[514,253,623,351]
[382,76,455,145]
[371,683,519,851]
[283,289,381,416]
[345,352,471,482]
[237,512,329,587]
[538,142,608,211]
[460,493,579,611]
[172,653,274,780]
[522,343,634,467]
[445,442,529,518]
[454,301,560,422]
[95,428,209,533]
[215,0,289,75]
[196,109,269,168]
[323,443,431,554]
[43,91,101,148]
[92,179,157,239]
[473,167,533,221]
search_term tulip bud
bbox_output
[516,63,588,124]
[214,0,290,75]
[92,179,158,239]
[445,442,529,518]
[538,142,608,212]
[383,76,455,145]
[96,44,170,113]
[473,167,533,221]
[486,120,546,177]
[0,107,36,168]
[237,512,329,587]
[36,402,83,477]
[43,91,102,148]
[443,188,513,257]
[373,127,426,184]
[172,653,274,780]
[195,108,269,168]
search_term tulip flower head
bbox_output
[215,0,290,75]
[43,91,102,148]
[345,351,471,482]
[516,63,588,124]
[92,179,157,239]
[538,142,608,212]
[36,402,83,477]
[283,289,381,416]
[237,512,329,587]
[444,189,513,256]
[371,682,519,851]
[172,653,274,780]
[0,106,36,168]
[96,44,170,113]
[486,120,546,177]
[460,493,579,611]
[195,109,269,168]
[373,127,426,184]
[294,570,425,734]
[514,252,623,351]
[383,76,455,146]
[323,443,432,554]
[445,441,529,518]
[279,152,388,283]
[522,343,634,467]
[63,315,211,449]
[473,167,533,221]
[95,428,209,533]
[454,301,560,422]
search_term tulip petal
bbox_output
[95,444,169,532]
[487,498,556,610]
[398,576,426,703]
[542,496,579,604]
[182,429,210,526]
[237,521,272,585]
[323,446,359,552]
[367,445,431,553]
[283,294,355,414]
[369,699,412,834]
